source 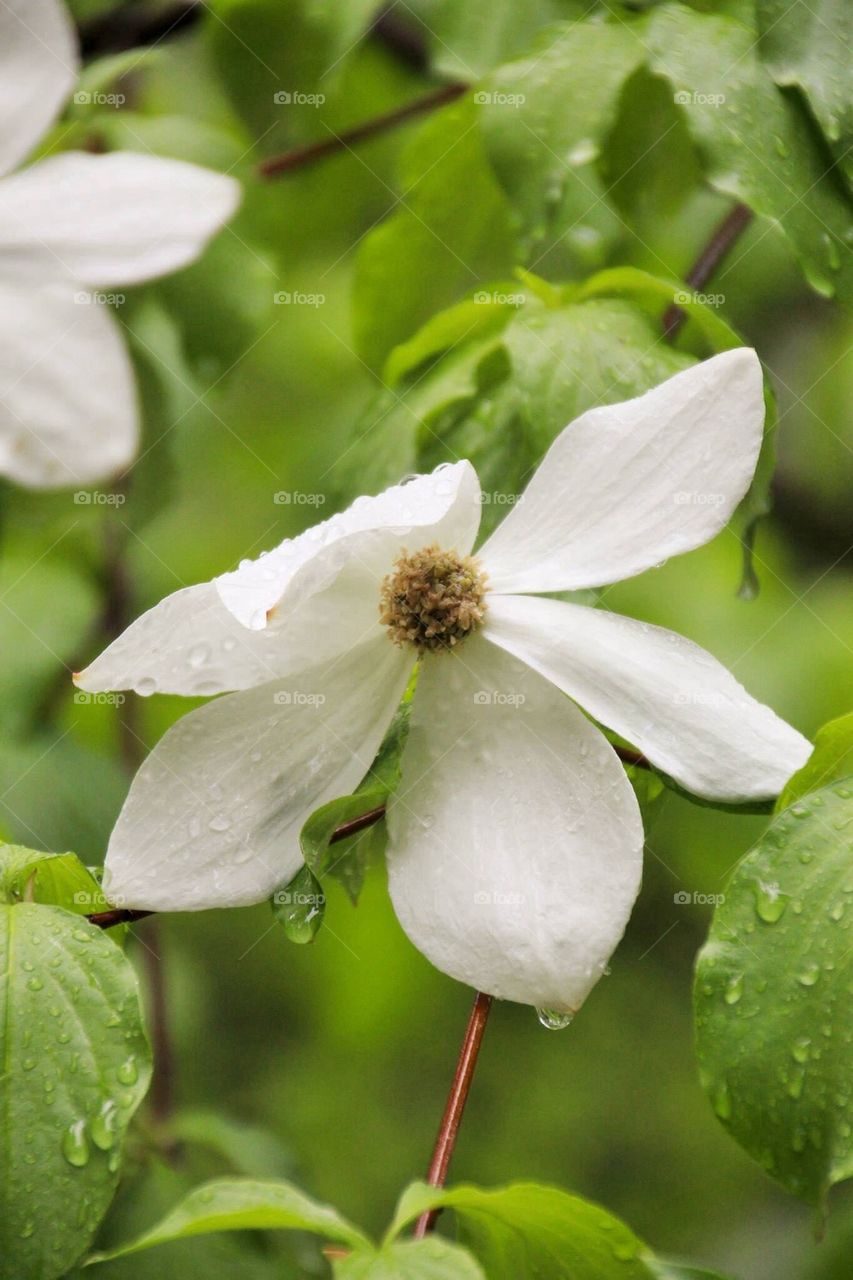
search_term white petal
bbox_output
[480,349,765,594]
[216,461,482,630]
[0,280,136,488]
[103,639,412,911]
[386,636,643,1011]
[75,584,294,696]
[486,594,812,802]
[0,152,241,285]
[0,0,77,178]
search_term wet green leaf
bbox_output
[0,904,150,1280]
[695,778,853,1207]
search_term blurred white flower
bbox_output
[77,349,811,1012]
[0,0,240,488]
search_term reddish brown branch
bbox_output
[413,991,493,1238]
[258,83,467,179]
[663,202,754,338]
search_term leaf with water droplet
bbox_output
[695,775,853,1210]
[0,900,151,1279]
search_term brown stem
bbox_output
[258,82,467,179]
[413,991,493,1239]
[663,202,754,338]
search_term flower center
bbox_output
[379,544,488,653]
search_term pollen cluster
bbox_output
[379,544,488,653]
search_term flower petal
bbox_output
[0,280,136,488]
[479,349,765,594]
[103,638,412,911]
[0,0,77,178]
[386,636,643,1011]
[485,594,812,802]
[75,584,294,697]
[0,152,240,285]
[216,461,482,630]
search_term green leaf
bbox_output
[406,0,605,79]
[0,904,151,1280]
[333,1238,487,1279]
[383,294,518,387]
[87,1177,371,1263]
[479,21,645,264]
[695,778,853,1207]
[270,864,326,944]
[386,1181,660,1278]
[756,0,852,188]
[299,684,415,903]
[353,97,516,370]
[167,1110,294,1179]
[0,844,107,916]
[645,4,853,305]
[777,712,853,811]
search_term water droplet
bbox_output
[713,1079,732,1120]
[755,883,787,923]
[798,962,820,987]
[116,1056,138,1086]
[135,676,157,697]
[536,1008,574,1030]
[91,1100,119,1151]
[26,976,43,992]
[830,901,846,922]
[791,1036,811,1064]
[188,644,210,669]
[724,973,744,1005]
[788,1068,806,1099]
[773,135,790,158]
[62,1120,90,1168]
[208,814,231,833]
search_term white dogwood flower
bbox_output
[77,349,811,1012]
[0,0,240,488]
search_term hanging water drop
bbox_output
[536,1007,574,1030]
